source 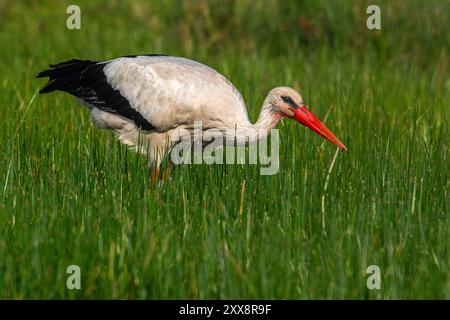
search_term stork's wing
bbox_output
[37,56,165,130]
[37,55,249,131]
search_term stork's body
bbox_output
[38,55,346,169]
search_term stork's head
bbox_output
[267,86,347,151]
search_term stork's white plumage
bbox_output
[38,54,346,172]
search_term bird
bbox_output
[37,54,347,178]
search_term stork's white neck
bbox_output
[233,103,280,146]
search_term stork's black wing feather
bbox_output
[37,57,158,130]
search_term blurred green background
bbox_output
[0,0,449,299]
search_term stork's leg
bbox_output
[150,167,160,187]
[148,134,174,188]
[149,161,174,190]
[161,163,171,180]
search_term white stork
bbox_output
[37,55,347,178]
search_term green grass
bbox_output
[0,0,449,299]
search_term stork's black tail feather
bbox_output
[37,59,99,94]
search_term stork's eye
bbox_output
[281,96,300,109]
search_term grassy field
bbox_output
[0,0,449,299]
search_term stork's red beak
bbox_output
[291,105,347,152]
